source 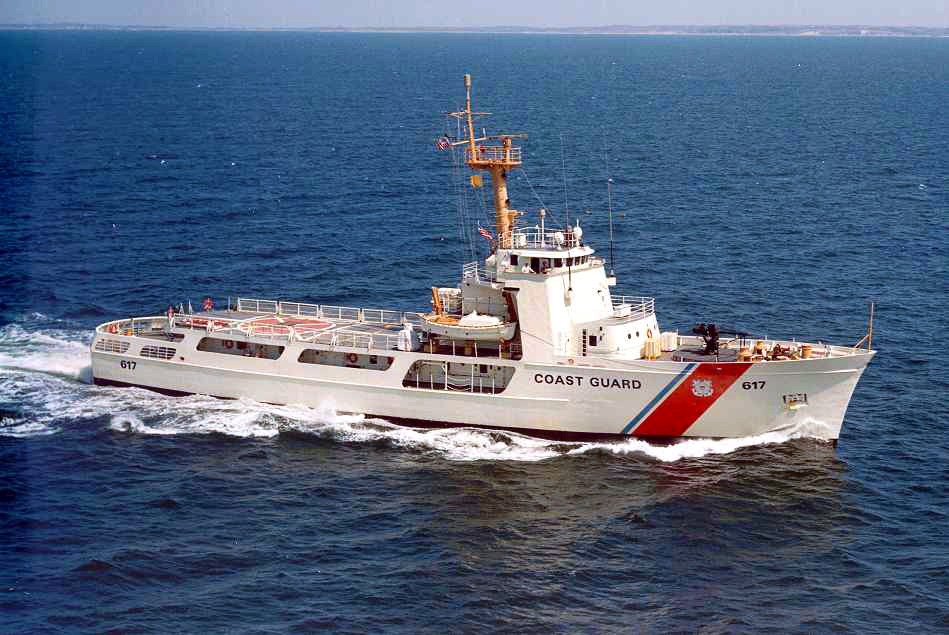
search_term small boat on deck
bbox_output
[420,313,517,343]
[420,286,517,342]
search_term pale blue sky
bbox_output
[2,0,947,28]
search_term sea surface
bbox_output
[1,31,947,633]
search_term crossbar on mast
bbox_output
[447,74,526,247]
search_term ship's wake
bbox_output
[0,322,835,461]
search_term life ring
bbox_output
[108,323,118,334]
[223,339,234,349]
[646,328,654,339]
[346,353,358,364]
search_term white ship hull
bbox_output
[91,318,873,441]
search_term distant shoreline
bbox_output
[1,24,947,37]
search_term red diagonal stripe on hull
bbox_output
[632,362,753,437]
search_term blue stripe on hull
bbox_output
[621,363,696,435]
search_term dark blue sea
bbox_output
[1,31,947,632]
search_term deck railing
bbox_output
[501,225,583,251]
[462,261,497,283]
[611,296,655,321]
[318,305,361,322]
[275,301,321,317]
[238,297,413,325]
[362,308,404,325]
[99,317,169,337]
[465,145,521,164]
[405,360,504,394]
[237,298,279,314]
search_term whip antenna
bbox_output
[607,177,615,276]
[560,133,569,223]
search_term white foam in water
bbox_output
[567,418,834,463]
[0,322,98,436]
[285,413,564,462]
[0,322,832,459]
[109,413,178,436]
[0,417,59,438]
[0,324,92,383]
[83,388,560,461]
[98,392,830,462]
[105,395,283,438]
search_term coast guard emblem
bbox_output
[691,378,714,398]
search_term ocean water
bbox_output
[1,31,947,632]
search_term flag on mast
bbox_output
[478,226,494,242]
[435,136,451,150]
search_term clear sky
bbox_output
[2,0,947,28]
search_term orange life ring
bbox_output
[346,353,358,364]
[223,339,234,349]
[108,323,118,334]
[646,328,654,339]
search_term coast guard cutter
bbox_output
[91,75,875,442]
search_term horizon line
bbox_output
[1,23,948,35]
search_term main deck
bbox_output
[100,297,524,360]
[97,297,862,365]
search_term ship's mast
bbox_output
[450,74,525,248]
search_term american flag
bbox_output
[435,136,451,151]
[478,226,494,242]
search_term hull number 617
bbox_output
[120,360,137,370]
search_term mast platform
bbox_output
[465,145,522,169]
